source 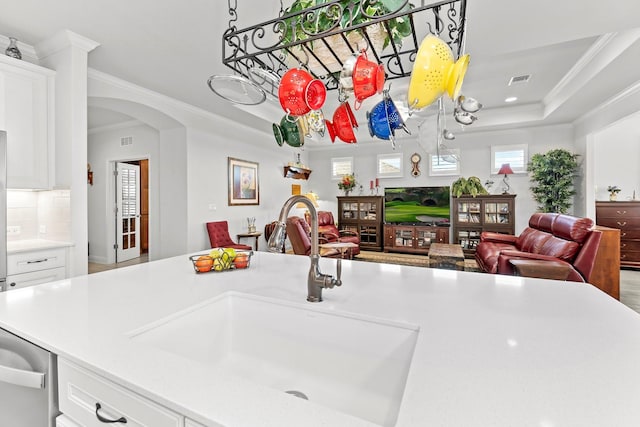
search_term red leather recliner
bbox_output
[304,211,361,256]
[475,213,602,282]
[206,221,252,250]
[285,216,343,258]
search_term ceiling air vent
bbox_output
[508,74,531,85]
[120,136,133,146]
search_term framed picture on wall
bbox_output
[228,157,259,206]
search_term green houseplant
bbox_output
[280,0,413,51]
[528,149,580,213]
[451,176,488,198]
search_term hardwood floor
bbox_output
[88,253,149,274]
[620,269,640,314]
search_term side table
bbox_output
[237,232,262,251]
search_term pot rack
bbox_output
[222,0,467,99]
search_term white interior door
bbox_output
[115,162,140,263]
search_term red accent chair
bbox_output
[475,213,602,282]
[285,216,343,258]
[304,211,361,256]
[206,221,252,250]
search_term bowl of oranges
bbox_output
[189,248,253,273]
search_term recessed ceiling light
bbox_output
[505,97,518,103]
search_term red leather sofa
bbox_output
[475,213,602,282]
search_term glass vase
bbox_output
[5,37,22,60]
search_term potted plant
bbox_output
[338,173,357,195]
[280,0,413,72]
[607,185,621,201]
[528,149,580,213]
[451,176,488,197]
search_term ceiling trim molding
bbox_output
[543,29,640,117]
[88,68,223,123]
[35,29,100,59]
[88,119,143,135]
[574,79,640,129]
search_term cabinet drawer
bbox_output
[619,230,640,240]
[621,251,640,263]
[58,359,182,427]
[596,217,640,230]
[620,241,640,252]
[7,248,65,275]
[596,205,640,218]
[7,266,65,290]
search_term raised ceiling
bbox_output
[2,0,640,145]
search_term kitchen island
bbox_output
[1,251,640,426]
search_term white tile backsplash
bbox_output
[7,190,71,242]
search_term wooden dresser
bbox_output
[596,201,640,268]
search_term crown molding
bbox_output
[35,29,100,59]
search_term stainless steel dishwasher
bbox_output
[0,327,58,426]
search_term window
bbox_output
[331,157,353,179]
[377,154,403,178]
[429,150,460,176]
[491,144,528,174]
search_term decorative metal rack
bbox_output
[222,0,467,98]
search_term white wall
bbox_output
[88,124,160,263]
[592,110,640,201]
[185,126,307,252]
[308,124,575,235]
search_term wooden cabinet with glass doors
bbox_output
[452,195,516,254]
[337,196,384,251]
[383,225,449,254]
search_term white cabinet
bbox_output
[6,247,67,290]
[56,415,82,427]
[0,55,55,189]
[58,358,183,427]
[185,419,207,427]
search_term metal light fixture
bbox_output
[498,163,514,194]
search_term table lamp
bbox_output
[296,192,319,209]
[498,163,514,194]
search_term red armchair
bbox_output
[475,213,602,282]
[206,221,252,250]
[304,211,360,256]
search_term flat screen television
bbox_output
[384,186,451,225]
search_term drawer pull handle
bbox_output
[621,243,627,248]
[617,210,627,215]
[95,403,127,424]
[622,232,627,237]
[617,221,627,227]
[26,258,48,264]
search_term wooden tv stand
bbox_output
[384,224,450,255]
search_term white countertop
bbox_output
[1,251,640,426]
[7,239,73,254]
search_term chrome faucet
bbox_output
[267,195,342,302]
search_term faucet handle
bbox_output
[334,258,342,287]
